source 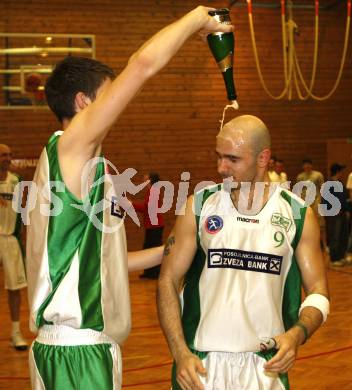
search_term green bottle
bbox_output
[207,8,238,107]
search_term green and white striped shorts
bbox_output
[29,325,121,390]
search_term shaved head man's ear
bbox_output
[257,149,271,168]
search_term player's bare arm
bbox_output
[265,207,329,374]
[127,246,164,272]
[157,196,206,390]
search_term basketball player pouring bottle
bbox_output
[25,7,234,390]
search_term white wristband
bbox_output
[299,293,330,323]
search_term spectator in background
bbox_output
[267,155,277,182]
[134,172,165,279]
[297,158,326,250]
[273,159,288,184]
[0,144,27,350]
[323,163,349,266]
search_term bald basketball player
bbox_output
[26,6,233,390]
[0,144,27,350]
[158,115,329,390]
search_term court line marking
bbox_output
[297,344,352,361]
[328,267,352,276]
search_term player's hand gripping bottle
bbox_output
[207,8,238,109]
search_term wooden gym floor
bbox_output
[0,260,351,390]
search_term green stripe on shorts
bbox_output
[33,341,114,390]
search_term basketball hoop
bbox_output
[0,33,96,109]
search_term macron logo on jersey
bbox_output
[237,216,259,224]
[205,216,224,234]
[208,249,283,275]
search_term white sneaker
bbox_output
[11,331,28,351]
[330,259,345,267]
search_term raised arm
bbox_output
[59,7,233,158]
[265,207,329,374]
[157,196,206,390]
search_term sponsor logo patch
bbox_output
[208,248,283,275]
[205,215,224,234]
[237,216,259,224]
[271,213,292,232]
[111,196,125,219]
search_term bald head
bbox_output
[217,115,271,156]
[0,144,12,172]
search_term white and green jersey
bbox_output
[182,184,306,353]
[0,171,21,236]
[26,132,131,345]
